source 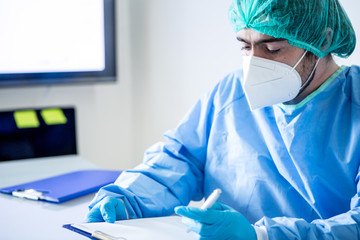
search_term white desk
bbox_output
[0,155,103,240]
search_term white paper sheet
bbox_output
[71,216,197,240]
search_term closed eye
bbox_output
[241,46,251,51]
[267,48,281,54]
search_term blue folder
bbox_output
[0,169,121,203]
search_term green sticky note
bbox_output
[41,108,67,125]
[14,110,40,128]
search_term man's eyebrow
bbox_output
[236,37,287,44]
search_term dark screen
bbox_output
[0,108,77,161]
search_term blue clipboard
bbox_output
[0,169,121,203]
[63,224,92,239]
[63,224,123,240]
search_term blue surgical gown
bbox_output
[90,65,360,239]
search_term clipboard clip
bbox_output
[12,189,48,201]
[92,230,127,240]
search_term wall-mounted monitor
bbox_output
[0,0,116,87]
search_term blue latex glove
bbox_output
[175,202,256,240]
[85,196,128,223]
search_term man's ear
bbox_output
[321,27,333,52]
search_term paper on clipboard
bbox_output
[64,216,197,240]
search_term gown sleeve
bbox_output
[88,81,222,218]
[255,165,360,239]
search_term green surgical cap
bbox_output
[229,0,356,58]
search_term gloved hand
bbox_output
[84,196,128,223]
[175,202,256,240]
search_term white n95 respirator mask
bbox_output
[242,51,309,111]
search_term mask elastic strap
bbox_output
[298,58,320,96]
[298,57,321,92]
[292,50,308,71]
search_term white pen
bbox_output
[185,188,222,233]
[201,188,222,209]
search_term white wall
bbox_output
[0,0,359,170]
[128,0,241,163]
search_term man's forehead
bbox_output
[236,28,286,43]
